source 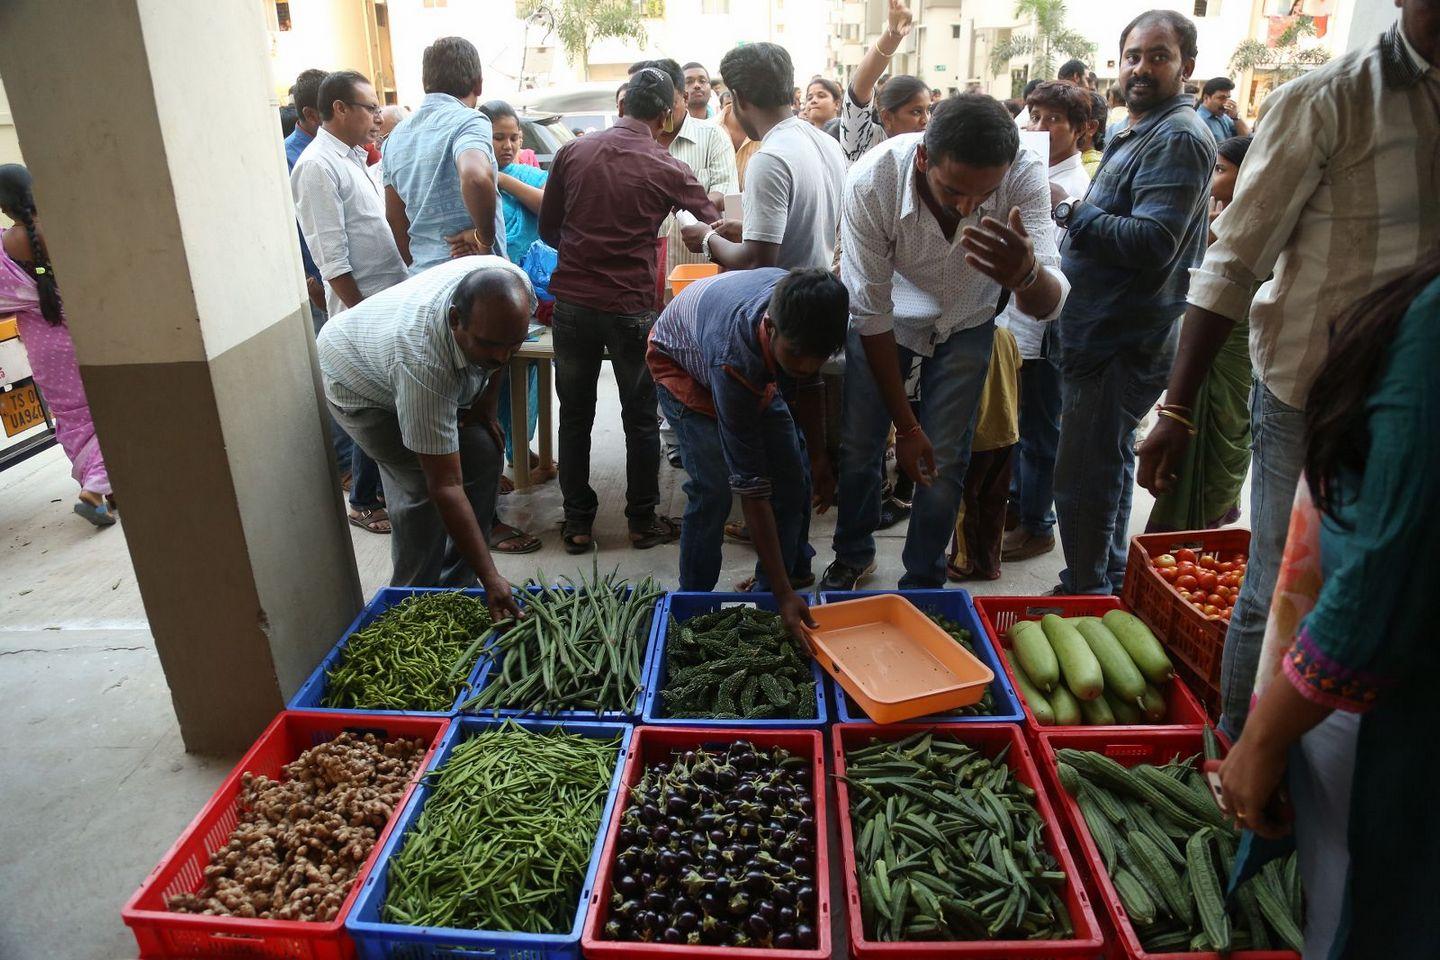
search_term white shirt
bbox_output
[293,126,409,318]
[841,134,1065,357]
[663,112,740,274]
[998,151,1088,359]
[1188,21,1440,408]
[317,256,530,456]
[742,117,848,270]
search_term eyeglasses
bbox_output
[344,101,383,116]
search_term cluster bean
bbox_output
[382,723,621,931]
[461,568,662,714]
[167,732,427,921]
[322,592,492,712]
[845,732,1073,942]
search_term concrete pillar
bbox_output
[0,0,363,753]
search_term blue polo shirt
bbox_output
[284,125,321,283]
[382,92,507,273]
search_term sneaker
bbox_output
[819,558,876,592]
[1001,528,1056,562]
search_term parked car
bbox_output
[515,110,575,169]
[514,83,619,140]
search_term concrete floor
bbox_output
[0,368,1159,959]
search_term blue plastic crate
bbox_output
[288,587,495,717]
[641,591,830,728]
[346,716,633,960]
[458,585,666,721]
[820,589,1024,725]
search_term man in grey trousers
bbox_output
[318,255,531,619]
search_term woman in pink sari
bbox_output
[0,164,115,526]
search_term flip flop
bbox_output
[74,500,117,528]
[724,520,751,544]
[348,507,392,535]
[490,524,542,554]
[735,572,816,592]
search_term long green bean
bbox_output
[382,722,621,931]
[460,563,662,714]
[321,592,492,711]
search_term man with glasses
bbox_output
[382,36,506,273]
[682,61,714,120]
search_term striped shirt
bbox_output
[1188,21,1440,408]
[664,113,739,276]
[317,256,529,455]
[843,135,1064,357]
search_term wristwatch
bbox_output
[1052,197,1082,229]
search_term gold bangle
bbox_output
[1157,408,1199,435]
[472,228,483,249]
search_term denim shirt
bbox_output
[1058,94,1215,353]
[382,92,507,274]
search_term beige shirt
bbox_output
[663,113,739,277]
[1187,22,1440,409]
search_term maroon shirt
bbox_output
[539,117,720,315]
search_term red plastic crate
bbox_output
[1032,729,1298,960]
[971,597,1210,733]
[123,711,449,960]
[1121,530,1252,718]
[833,722,1105,959]
[581,726,831,959]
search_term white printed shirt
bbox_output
[998,152,1089,359]
[841,134,1065,357]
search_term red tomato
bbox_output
[1198,555,1218,571]
[1202,604,1219,617]
[1176,561,1197,576]
[1231,552,1248,564]
[1221,607,1233,619]
[1207,593,1225,607]
[1218,573,1239,590]
[1159,566,1179,582]
[1198,571,1218,592]
[1176,574,1198,591]
[1155,553,1178,569]
[1175,548,1197,563]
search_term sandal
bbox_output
[735,572,816,592]
[348,507,392,535]
[489,522,542,554]
[563,521,594,555]
[499,474,515,495]
[877,496,912,531]
[74,499,117,528]
[630,515,681,550]
[724,520,751,544]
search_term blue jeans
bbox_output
[657,384,811,592]
[1053,333,1175,594]
[1219,381,1305,738]
[833,322,994,589]
[1014,355,1062,537]
[312,303,383,510]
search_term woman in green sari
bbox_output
[1147,136,1254,531]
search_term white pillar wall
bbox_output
[0,0,363,752]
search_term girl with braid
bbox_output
[0,164,115,526]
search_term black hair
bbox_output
[1025,79,1092,131]
[423,36,482,98]
[1003,98,1023,117]
[681,61,708,75]
[1058,59,1088,81]
[1216,134,1252,167]
[292,68,329,116]
[624,67,676,121]
[318,70,370,121]
[1305,248,1440,523]
[1202,76,1235,98]
[718,43,794,109]
[924,94,1018,167]
[631,58,684,92]
[452,265,536,326]
[1088,91,1108,150]
[807,77,842,101]
[1121,9,1199,61]
[769,268,848,357]
[876,75,931,115]
[479,100,519,126]
[931,88,942,96]
[0,165,63,326]
[279,104,298,138]
[1106,84,1125,106]
[616,82,629,103]
[1022,78,1043,98]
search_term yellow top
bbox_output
[971,326,1022,453]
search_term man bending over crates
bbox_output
[318,255,529,619]
[647,266,848,637]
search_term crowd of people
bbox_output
[1,3,1435,953]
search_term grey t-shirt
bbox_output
[742,117,847,271]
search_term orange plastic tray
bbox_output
[667,263,719,294]
[805,594,993,723]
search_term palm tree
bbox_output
[518,0,648,79]
[988,0,1096,85]
[1229,14,1330,87]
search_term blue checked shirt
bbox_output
[1058,94,1215,353]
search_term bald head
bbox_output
[448,265,535,371]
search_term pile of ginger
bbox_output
[167,731,427,922]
